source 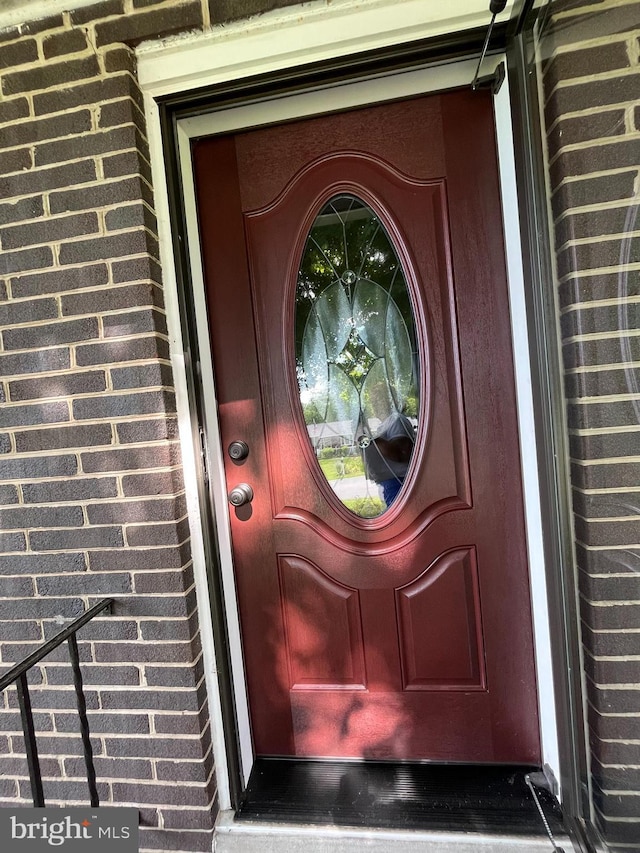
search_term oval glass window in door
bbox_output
[295,194,420,519]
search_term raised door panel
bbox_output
[396,548,485,690]
[278,555,366,690]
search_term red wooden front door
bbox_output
[193,88,541,763]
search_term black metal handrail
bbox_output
[0,598,114,808]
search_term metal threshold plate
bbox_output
[236,759,564,836]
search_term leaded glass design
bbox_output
[295,194,420,518]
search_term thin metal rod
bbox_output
[16,672,45,807]
[68,634,99,807]
[0,599,113,693]
[471,12,498,90]
[525,774,565,853]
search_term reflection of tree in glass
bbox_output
[359,227,397,286]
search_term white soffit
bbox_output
[137,0,514,97]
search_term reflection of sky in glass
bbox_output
[295,194,420,518]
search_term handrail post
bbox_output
[68,634,99,807]
[17,672,45,807]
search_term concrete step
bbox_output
[213,811,573,853]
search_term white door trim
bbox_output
[137,0,515,97]
[139,4,559,812]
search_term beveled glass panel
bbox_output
[295,194,419,518]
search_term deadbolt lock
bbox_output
[228,440,249,461]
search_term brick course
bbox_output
[0,109,92,151]
[0,159,97,197]
[0,194,43,226]
[33,73,144,116]
[2,56,101,96]
[542,1,640,848]
[42,28,89,59]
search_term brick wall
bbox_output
[542,0,640,848]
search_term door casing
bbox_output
[140,22,563,813]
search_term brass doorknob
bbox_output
[228,483,254,507]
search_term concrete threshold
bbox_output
[213,810,573,853]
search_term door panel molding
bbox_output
[396,546,486,692]
[278,555,367,691]
[245,151,471,541]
